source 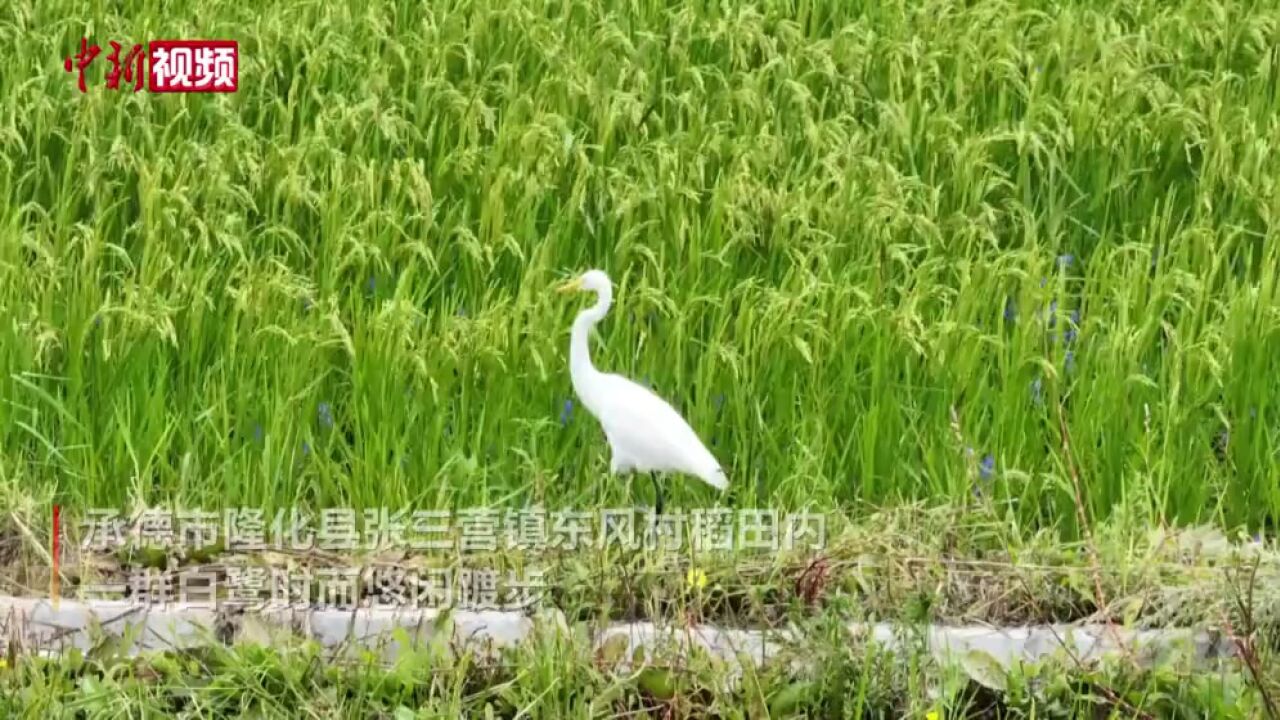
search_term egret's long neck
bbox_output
[569,286,611,394]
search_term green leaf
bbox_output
[596,634,630,666]
[638,667,677,699]
[769,680,815,714]
[960,649,1008,691]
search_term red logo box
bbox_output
[148,40,238,93]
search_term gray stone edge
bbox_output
[0,596,1240,677]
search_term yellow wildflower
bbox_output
[685,567,708,590]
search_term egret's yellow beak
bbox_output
[555,276,583,294]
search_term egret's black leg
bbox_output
[650,472,665,517]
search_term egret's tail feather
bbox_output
[702,466,728,491]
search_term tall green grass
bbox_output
[0,0,1277,535]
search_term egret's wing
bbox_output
[594,374,725,488]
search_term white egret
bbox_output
[556,269,727,513]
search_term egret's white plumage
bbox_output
[557,269,728,495]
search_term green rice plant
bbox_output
[0,0,1275,540]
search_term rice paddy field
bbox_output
[2,0,1280,716]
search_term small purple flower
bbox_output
[1057,254,1074,269]
[318,402,334,429]
[1047,299,1059,328]
[714,393,726,412]
[979,454,995,480]
[302,297,313,313]
[253,424,264,443]
[1065,350,1076,373]
[366,275,376,295]
[559,398,574,426]
[1003,298,1016,322]
[302,441,311,456]
[1064,309,1080,344]
[1030,377,1043,404]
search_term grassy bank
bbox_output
[0,606,1273,719]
